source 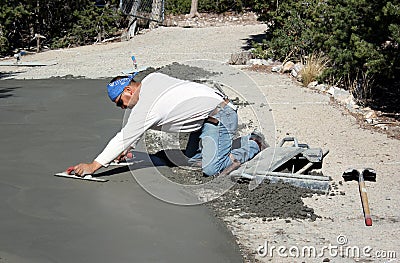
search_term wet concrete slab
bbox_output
[0,79,242,262]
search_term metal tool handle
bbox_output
[359,179,373,226]
[279,137,299,147]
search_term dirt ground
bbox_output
[1,16,399,263]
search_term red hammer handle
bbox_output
[359,180,372,226]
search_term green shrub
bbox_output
[251,0,400,106]
[0,3,31,54]
[0,1,124,54]
[165,0,245,15]
[53,4,122,48]
[165,0,191,15]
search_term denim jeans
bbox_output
[187,103,260,176]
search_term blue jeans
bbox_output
[187,104,260,176]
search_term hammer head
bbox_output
[342,168,376,182]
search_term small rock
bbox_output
[229,51,253,65]
[282,61,295,73]
[365,118,373,124]
[307,81,318,89]
[291,63,303,77]
[271,65,282,72]
[328,86,351,104]
[248,58,271,66]
[345,96,357,111]
[327,86,336,96]
[365,110,377,119]
[376,124,388,130]
[316,84,328,92]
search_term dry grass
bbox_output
[299,52,330,86]
[346,71,374,105]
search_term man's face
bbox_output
[115,91,127,109]
[114,86,136,109]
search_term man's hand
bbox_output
[114,148,134,163]
[73,161,102,176]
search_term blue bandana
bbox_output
[107,72,138,101]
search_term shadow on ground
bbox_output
[242,32,268,50]
[0,86,21,99]
[0,71,21,80]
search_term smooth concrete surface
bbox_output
[0,79,242,263]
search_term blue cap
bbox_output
[107,73,138,101]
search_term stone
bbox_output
[365,118,373,124]
[229,51,253,65]
[248,58,270,66]
[365,110,378,119]
[271,65,282,72]
[282,61,295,73]
[327,86,337,96]
[307,81,318,89]
[344,95,358,111]
[316,84,328,92]
[291,63,303,77]
[328,86,351,104]
[376,124,388,130]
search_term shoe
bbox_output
[250,130,269,151]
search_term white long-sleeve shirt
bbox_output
[95,72,224,166]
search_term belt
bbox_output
[206,98,237,125]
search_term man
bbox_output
[73,72,267,176]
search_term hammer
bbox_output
[343,168,376,226]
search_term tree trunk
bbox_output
[126,1,139,40]
[188,0,200,18]
[127,17,137,39]
[149,0,162,30]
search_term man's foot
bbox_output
[250,130,269,151]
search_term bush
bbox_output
[0,1,124,54]
[165,0,245,15]
[251,0,400,107]
[165,0,192,14]
[0,3,31,54]
[53,4,123,48]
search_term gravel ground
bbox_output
[1,22,399,263]
[0,23,266,79]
